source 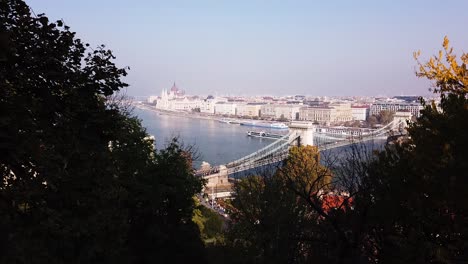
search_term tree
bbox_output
[405,36,467,262]
[277,146,332,200]
[377,110,394,124]
[0,1,204,263]
[126,139,205,263]
[414,36,468,95]
[350,36,468,263]
[344,120,361,128]
[227,146,359,263]
[192,197,225,246]
[228,172,310,263]
[277,146,362,263]
[367,115,378,128]
[277,114,288,122]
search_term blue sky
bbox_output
[27,0,468,96]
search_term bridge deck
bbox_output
[199,119,405,178]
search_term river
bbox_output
[134,108,385,169]
[134,108,289,167]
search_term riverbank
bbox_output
[134,102,242,123]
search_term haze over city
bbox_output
[3,0,468,262]
[27,0,468,97]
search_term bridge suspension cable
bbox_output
[207,119,407,176]
[226,132,296,168]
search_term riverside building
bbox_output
[299,103,352,125]
[370,102,422,117]
[214,102,237,116]
[261,104,301,120]
[351,105,370,121]
[236,103,264,117]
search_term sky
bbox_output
[27,0,468,97]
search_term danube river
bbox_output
[135,108,288,168]
[135,108,385,169]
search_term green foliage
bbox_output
[0,1,204,263]
[352,93,468,263]
[200,206,224,240]
[228,174,311,263]
[192,198,225,244]
[193,198,206,232]
[350,37,468,263]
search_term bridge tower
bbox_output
[393,111,412,131]
[288,121,315,146]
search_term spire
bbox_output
[170,82,178,92]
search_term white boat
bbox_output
[270,123,288,129]
[241,121,289,129]
[247,131,284,139]
[218,118,232,124]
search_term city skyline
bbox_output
[27,0,468,96]
[145,81,432,98]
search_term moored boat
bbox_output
[218,118,232,124]
[219,118,240,124]
[246,130,285,139]
[240,121,288,129]
[270,123,288,129]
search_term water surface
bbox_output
[135,108,286,167]
[135,108,386,169]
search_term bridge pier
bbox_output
[204,165,229,188]
[202,165,233,198]
[288,121,315,146]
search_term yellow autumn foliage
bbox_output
[414,36,468,95]
[278,145,332,195]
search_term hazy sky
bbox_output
[27,0,468,97]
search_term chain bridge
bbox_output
[199,112,411,193]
